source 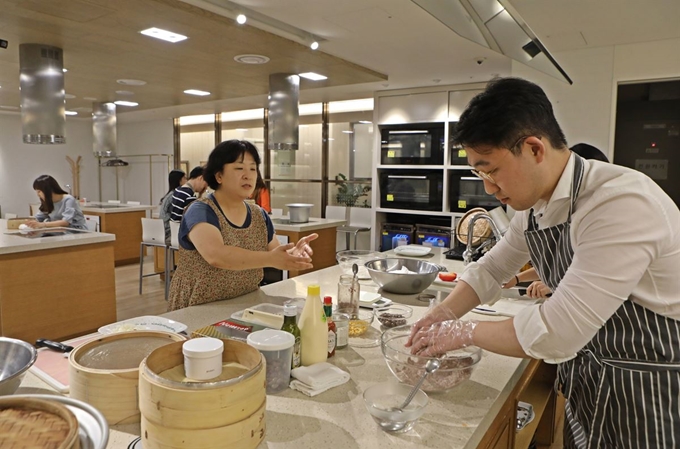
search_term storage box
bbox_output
[6,218,33,230]
[380,223,415,251]
[416,224,452,248]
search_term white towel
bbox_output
[289,362,350,397]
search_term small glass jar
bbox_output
[332,313,350,349]
[337,274,360,318]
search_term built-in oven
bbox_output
[379,169,443,211]
[449,122,469,165]
[448,170,502,213]
[379,123,445,165]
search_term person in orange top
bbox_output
[250,169,271,213]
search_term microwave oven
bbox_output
[379,170,444,211]
[448,170,502,213]
[379,123,444,165]
[448,122,469,165]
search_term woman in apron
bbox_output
[168,140,317,311]
[408,77,680,447]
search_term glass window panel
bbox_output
[221,127,266,164]
[269,181,322,218]
[270,123,322,180]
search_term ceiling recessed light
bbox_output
[184,89,211,96]
[117,79,147,86]
[64,94,76,99]
[83,96,98,101]
[114,101,139,107]
[62,68,68,73]
[342,130,354,134]
[140,27,187,43]
[234,54,270,65]
[299,72,327,81]
[310,41,319,50]
[359,120,372,124]
[236,14,247,24]
[65,110,78,116]
[115,90,134,96]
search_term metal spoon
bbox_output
[352,262,359,280]
[351,263,359,319]
[395,358,441,411]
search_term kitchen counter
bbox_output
[0,223,117,343]
[81,202,156,214]
[81,203,153,266]
[272,217,347,277]
[17,248,557,449]
[271,217,346,232]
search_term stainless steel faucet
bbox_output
[462,213,503,265]
[65,184,72,196]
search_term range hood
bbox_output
[268,73,299,150]
[412,0,572,84]
[93,102,127,165]
[19,44,66,144]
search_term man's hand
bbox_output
[405,303,458,349]
[408,320,478,357]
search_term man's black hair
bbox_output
[453,77,568,154]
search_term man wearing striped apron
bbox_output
[408,77,680,448]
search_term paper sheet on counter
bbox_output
[474,297,539,317]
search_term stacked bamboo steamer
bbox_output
[0,397,80,448]
[69,331,187,425]
[139,338,266,449]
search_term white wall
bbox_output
[110,119,174,205]
[511,37,680,161]
[0,113,98,217]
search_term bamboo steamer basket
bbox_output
[0,397,80,449]
[139,338,266,449]
[456,207,492,247]
[69,331,187,426]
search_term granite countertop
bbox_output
[272,216,347,232]
[0,223,115,255]
[17,248,529,448]
[81,202,156,214]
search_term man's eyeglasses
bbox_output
[469,135,529,185]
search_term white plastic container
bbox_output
[182,338,224,381]
[246,330,295,394]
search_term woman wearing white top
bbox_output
[408,78,680,448]
[28,175,87,229]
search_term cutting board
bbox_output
[29,334,99,393]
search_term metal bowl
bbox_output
[365,258,440,294]
[0,337,38,396]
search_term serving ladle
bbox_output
[393,358,441,412]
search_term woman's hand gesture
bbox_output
[287,233,318,258]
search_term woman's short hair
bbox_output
[203,140,261,190]
[32,174,68,213]
[570,143,609,162]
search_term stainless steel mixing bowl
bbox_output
[365,258,440,294]
[0,337,38,395]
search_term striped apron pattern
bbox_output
[524,154,680,448]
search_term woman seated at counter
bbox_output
[168,139,318,311]
[27,175,87,230]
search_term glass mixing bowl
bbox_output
[380,324,482,393]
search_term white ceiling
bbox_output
[2,0,679,122]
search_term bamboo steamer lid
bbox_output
[456,207,492,247]
[0,397,80,449]
[139,338,266,449]
[69,330,187,425]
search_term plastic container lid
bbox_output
[247,329,295,351]
[307,285,321,296]
[182,338,224,358]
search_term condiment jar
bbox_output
[182,338,224,380]
[332,313,350,349]
[247,329,296,394]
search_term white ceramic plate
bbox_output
[393,245,432,257]
[11,394,109,449]
[98,316,187,334]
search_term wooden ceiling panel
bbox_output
[0,0,386,113]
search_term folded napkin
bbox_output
[289,362,350,397]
